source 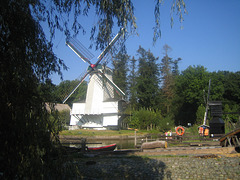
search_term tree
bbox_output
[128,56,138,108]
[112,48,129,98]
[0,1,67,178]
[160,44,173,114]
[222,71,240,105]
[54,79,88,106]
[160,44,181,114]
[136,46,160,109]
[174,65,209,125]
[196,104,206,125]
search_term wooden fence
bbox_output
[135,133,224,148]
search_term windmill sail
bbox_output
[63,28,125,104]
[100,71,125,97]
[96,28,124,66]
[62,72,89,104]
[66,38,94,65]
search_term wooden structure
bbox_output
[141,141,167,151]
[219,127,240,147]
[209,101,225,135]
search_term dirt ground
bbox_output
[131,146,240,158]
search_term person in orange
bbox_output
[199,126,204,136]
[204,128,209,136]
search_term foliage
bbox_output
[128,56,138,108]
[128,108,174,132]
[222,71,240,104]
[174,67,240,126]
[0,0,68,178]
[160,44,181,114]
[223,104,239,124]
[195,104,206,125]
[54,80,87,106]
[158,114,175,132]
[153,0,187,43]
[129,108,159,130]
[136,46,160,109]
[112,48,130,98]
[49,110,71,131]
[185,124,200,136]
[174,65,210,125]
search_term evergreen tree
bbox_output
[128,56,138,108]
[160,44,181,114]
[112,48,129,98]
[136,46,160,109]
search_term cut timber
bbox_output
[141,141,167,150]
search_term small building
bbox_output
[209,117,225,135]
[209,101,225,135]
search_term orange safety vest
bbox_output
[204,128,209,136]
[199,127,204,135]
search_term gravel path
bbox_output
[65,147,240,179]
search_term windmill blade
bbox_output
[95,28,125,66]
[66,37,94,65]
[62,72,90,104]
[100,71,125,97]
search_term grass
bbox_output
[60,129,152,137]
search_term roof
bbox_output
[45,103,71,112]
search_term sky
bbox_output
[48,0,240,85]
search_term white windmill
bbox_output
[63,28,126,130]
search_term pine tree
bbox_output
[112,48,129,98]
[136,46,160,109]
[128,56,138,107]
[160,44,181,114]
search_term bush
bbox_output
[157,115,174,133]
[129,108,174,131]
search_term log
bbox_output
[141,141,167,149]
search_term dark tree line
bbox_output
[110,46,240,129]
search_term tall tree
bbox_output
[112,48,129,98]
[128,56,138,108]
[222,71,240,105]
[174,65,210,125]
[136,46,160,109]
[0,1,67,178]
[160,44,173,113]
[160,44,181,114]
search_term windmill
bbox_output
[63,28,126,130]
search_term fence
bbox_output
[135,133,224,148]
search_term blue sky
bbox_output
[48,0,240,85]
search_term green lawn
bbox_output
[59,129,154,137]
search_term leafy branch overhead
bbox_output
[30,0,187,48]
[153,0,187,44]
